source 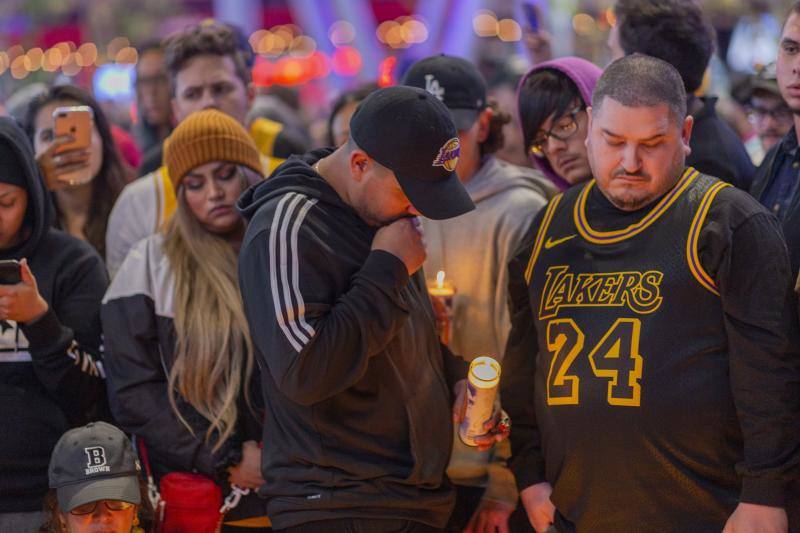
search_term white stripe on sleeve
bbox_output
[268,192,318,352]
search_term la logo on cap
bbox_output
[84,446,111,475]
[432,137,460,172]
[424,74,445,101]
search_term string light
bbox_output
[497,19,522,42]
[289,35,316,57]
[10,55,28,79]
[76,42,98,66]
[25,48,44,71]
[572,13,597,36]
[106,37,130,59]
[329,20,356,46]
[0,52,9,76]
[115,46,138,64]
[473,10,498,37]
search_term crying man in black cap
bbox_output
[236,86,510,532]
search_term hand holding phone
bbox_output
[523,2,540,32]
[0,259,49,324]
[0,260,20,285]
[36,106,94,190]
[522,1,553,64]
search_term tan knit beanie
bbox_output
[163,109,262,189]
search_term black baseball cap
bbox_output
[350,85,474,220]
[48,422,141,512]
[402,54,488,130]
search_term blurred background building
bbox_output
[0,0,792,146]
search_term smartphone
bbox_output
[523,2,541,32]
[0,260,21,285]
[52,106,94,186]
[53,106,93,154]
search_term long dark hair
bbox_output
[25,85,126,259]
[518,69,584,157]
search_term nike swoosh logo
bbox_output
[544,234,577,249]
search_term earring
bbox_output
[131,514,145,533]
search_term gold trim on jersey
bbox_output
[525,193,563,284]
[686,181,730,296]
[573,167,700,244]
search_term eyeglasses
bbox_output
[747,105,793,124]
[530,106,584,158]
[70,500,135,516]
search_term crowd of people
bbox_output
[0,0,799,532]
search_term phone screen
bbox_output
[0,260,21,285]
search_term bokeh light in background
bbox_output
[0,0,795,146]
[94,63,134,100]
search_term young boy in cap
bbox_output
[403,54,553,533]
[238,85,505,532]
[46,422,143,533]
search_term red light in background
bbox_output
[308,51,330,79]
[253,57,275,86]
[331,46,362,76]
[378,55,397,87]
[278,57,305,85]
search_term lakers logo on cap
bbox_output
[433,137,460,172]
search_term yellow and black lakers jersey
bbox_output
[525,168,743,531]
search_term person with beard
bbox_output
[751,2,800,276]
[403,54,552,533]
[237,86,509,532]
[609,0,756,191]
[502,55,799,532]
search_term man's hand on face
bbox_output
[371,217,426,275]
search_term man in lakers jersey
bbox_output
[502,54,800,533]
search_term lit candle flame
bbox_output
[436,270,445,289]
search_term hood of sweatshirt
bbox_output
[0,117,53,260]
[516,56,603,191]
[237,148,355,221]
[467,156,558,204]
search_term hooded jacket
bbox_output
[517,57,602,191]
[237,149,468,529]
[422,157,554,507]
[423,157,555,360]
[0,118,108,512]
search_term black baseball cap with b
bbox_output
[349,85,475,220]
[402,54,488,131]
[48,422,141,512]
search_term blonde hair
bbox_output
[162,182,253,452]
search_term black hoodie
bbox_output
[237,149,468,529]
[0,118,108,512]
